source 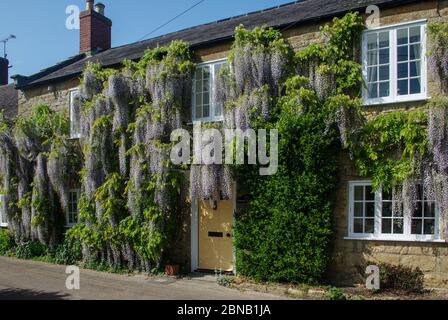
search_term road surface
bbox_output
[0,256,287,300]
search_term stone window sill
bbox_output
[344,236,446,244]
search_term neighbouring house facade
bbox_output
[2,0,448,287]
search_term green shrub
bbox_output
[327,287,347,300]
[377,262,425,293]
[217,275,235,287]
[234,87,339,284]
[0,229,14,255]
[53,237,82,265]
[14,241,48,259]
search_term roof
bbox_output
[0,84,18,118]
[14,0,421,89]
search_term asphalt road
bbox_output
[0,256,287,300]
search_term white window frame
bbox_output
[347,181,443,242]
[192,58,227,123]
[0,194,7,228]
[362,20,428,106]
[69,88,81,139]
[66,189,80,228]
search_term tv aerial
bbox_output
[1,35,16,59]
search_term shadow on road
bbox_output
[0,288,70,300]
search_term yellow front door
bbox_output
[198,199,234,272]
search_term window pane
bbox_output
[195,80,202,92]
[70,91,81,138]
[367,33,377,50]
[195,70,202,81]
[424,219,435,235]
[196,93,203,106]
[354,186,364,201]
[368,83,378,99]
[365,219,375,233]
[412,219,423,234]
[410,61,421,77]
[397,63,408,79]
[397,28,408,45]
[368,50,378,66]
[425,202,436,217]
[203,105,210,118]
[366,186,375,201]
[368,67,377,82]
[397,46,408,62]
[398,79,408,95]
[379,48,389,64]
[379,32,389,48]
[354,219,364,233]
[379,82,390,97]
[410,44,421,60]
[379,65,389,81]
[383,190,392,200]
[410,78,421,94]
[203,92,210,105]
[354,202,363,217]
[409,27,421,43]
[203,66,210,79]
[195,106,202,119]
[366,202,375,217]
[393,219,404,234]
[414,201,423,217]
[382,202,392,217]
[382,219,392,233]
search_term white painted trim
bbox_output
[366,19,428,32]
[69,88,81,139]
[362,20,428,106]
[190,181,237,274]
[347,181,443,242]
[190,199,199,272]
[191,59,228,123]
[344,237,446,243]
[195,58,228,67]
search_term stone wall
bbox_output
[327,152,448,288]
[16,0,448,286]
[18,77,79,116]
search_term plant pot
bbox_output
[165,264,180,276]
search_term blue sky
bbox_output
[0,0,294,82]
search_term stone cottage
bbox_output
[3,0,448,287]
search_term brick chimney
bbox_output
[0,58,9,86]
[80,0,112,54]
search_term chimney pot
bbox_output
[86,0,94,11]
[94,3,105,15]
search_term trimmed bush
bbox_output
[234,85,339,284]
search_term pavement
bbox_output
[0,256,288,300]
